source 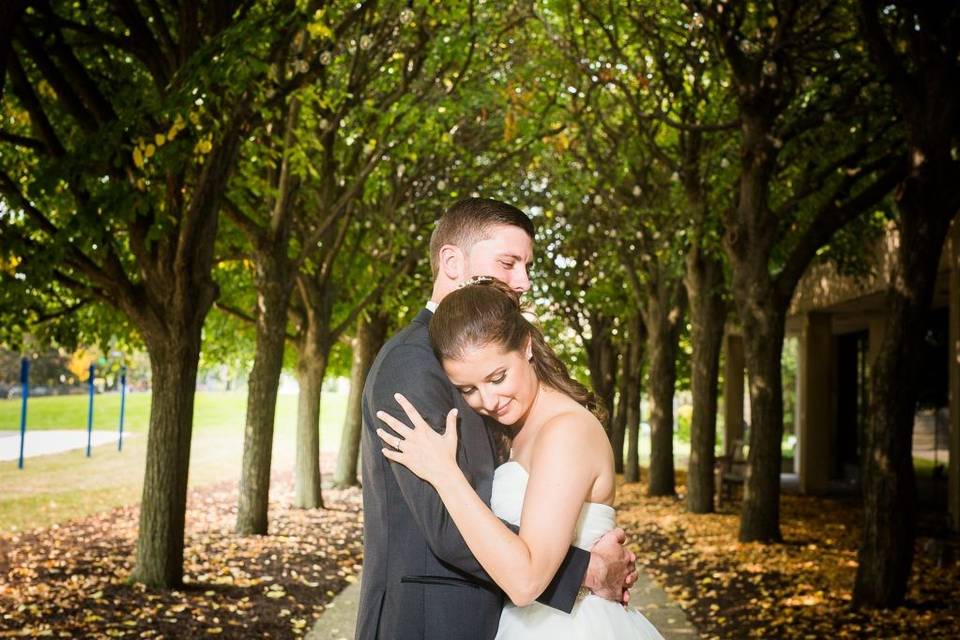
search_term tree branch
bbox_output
[0,129,44,151]
[215,301,257,326]
[775,155,907,302]
[6,49,65,156]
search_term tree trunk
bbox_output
[736,297,787,543]
[126,129,237,588]
[586,314,617,427]
[854,196,957,608]
[645,283,686,497]
[685,250,726,513]
[234,92,301,535]
[623,315,646,483]
[295,343,329,509]
[623,365,643,484]
[333,311,389,488]
[611,349,628,474]
[236,259,295,535]
[131,324,205,588]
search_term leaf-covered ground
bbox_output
[0,470,363,639]
[619,473,960,639]
[4,465,959,639]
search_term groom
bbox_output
[356,198,636,640]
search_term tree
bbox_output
[0,0,309,587]
[332,308,391,488]
[219,1,401,532]
[619,312,647,482]
[694,0,905,541]
[853,0,960,608]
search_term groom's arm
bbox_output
[373,343,589,612]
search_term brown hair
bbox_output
[429,279,607,424]
[429,198,535,279]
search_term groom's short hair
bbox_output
[429,198,535,278]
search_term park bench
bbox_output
[714,439,747,506]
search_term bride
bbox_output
[376,279,664,639]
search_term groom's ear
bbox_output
[438,244,465,281]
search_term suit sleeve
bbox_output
[372,342,589,613]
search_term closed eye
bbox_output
[491,373,506,384]
[457,386,476,395]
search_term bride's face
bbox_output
[443,339,538,426]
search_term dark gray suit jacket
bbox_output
[356,308,590,640]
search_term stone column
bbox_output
[797,312,834,494]
[948,220,960,531]
[723,333,745,456]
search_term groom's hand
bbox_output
[584,528,638,605]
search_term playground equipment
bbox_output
[118,366,127,451]
[18,358,28,469]
[85,363,95,457]
[14,359,129,469]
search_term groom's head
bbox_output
[430,198,535,300]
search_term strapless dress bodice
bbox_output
[488,460,666,639]
[491,460,616,549]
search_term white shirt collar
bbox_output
[425,300,438,313]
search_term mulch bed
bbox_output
[0,471,363,639]
[618,473,960,639]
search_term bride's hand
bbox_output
[376,393,459,486]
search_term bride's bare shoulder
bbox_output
[536,402,606,451]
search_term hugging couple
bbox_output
[356,198,664,639]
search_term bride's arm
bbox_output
[378,396,600,607]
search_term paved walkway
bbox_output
[307,569,699,640]
[0,430,133,461]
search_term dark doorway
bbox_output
[914,307,950,513]
[835,330,868,482]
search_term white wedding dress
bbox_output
[490,461,665,639]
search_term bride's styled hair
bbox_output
[429,278,606,424]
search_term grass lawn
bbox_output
[0,389,349,533]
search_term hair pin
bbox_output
[457,275,495,289]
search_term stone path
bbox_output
[0,430,134,461]
[307,568,700,640]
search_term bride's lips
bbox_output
[493,401,510,417]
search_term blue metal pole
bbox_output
[86,363,95,457]
[118,366,127,452]
[17,358,29,470]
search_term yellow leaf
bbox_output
[145,143,156,158]
[133,147,144,169]
[67,349,96,382]
[155,133,166,146]
[308,9,333,40]
[0,255,21,274]
[503,110,517,143]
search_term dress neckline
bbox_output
[497,460,616,513]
